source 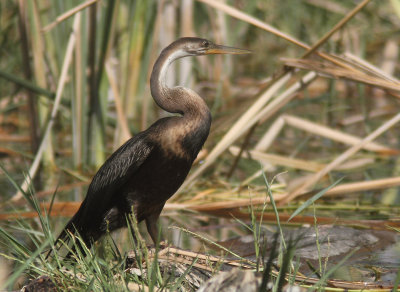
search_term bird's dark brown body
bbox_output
[52,37,248,255]
[65,116,209,246]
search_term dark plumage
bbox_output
[52,37,249,255]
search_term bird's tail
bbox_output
[46,211,93,259]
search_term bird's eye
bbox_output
[202,40,210,47]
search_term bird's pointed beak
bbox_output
[205,44,251,55]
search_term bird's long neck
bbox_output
[149,45,212,159]
[150,46,210,120]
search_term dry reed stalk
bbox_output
[333,158,375,170]
[12,14,81,202]
[339,107,395,126]
[241,157,375,187]
[208,1,230,84]
[197,0,308,49]
[255,114,395,153]
[0,201,81,220]
[159,1,177,89]
[283,58,400,93]
[29,1,56,170]
[182,71,317,192]
[123,2,146,130]
[42,0,98,33]
[229,146,324,172]
[340,50,400,97]
[205,208,400,230]
[240,168,285,187]
[279,112,400,205]
[6,174,399,219]
[187,189,272,204]
[73,13,83,167]
[283,115,396,153]
[379,40,398,78]
[320,176,400,197]
[371,40,399,105]
[0,148,19,157]
[105,60,131,142]
[180,72,293,190]
[140,1,164,131]
[342,52,400,83]
[17,0,39,153]
[181,176,400,211]
[182,194,286,212]
[184,189,218,203]
[87,3,98,163]
[179,0,194,88]
[197,0,368,71]
[0,135,30,142]
[156,247,253,270]
[182,0,371,190]
[300,0,371,59]
[254,115,285,152]
[156,248,217,272]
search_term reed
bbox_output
[1,0,399,290]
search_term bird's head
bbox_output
[167,37,251,58]
[151,37,251,114]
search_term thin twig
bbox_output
[301,0,371,59]
[226,123,258,179]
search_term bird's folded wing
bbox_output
[86,132,154,203]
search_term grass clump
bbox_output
[0,168,201,291]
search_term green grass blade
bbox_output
[0,227,30,258]
[307,247,359,291]
[261,167,286,250]
[393,267,400,292]
[1,238,50,290]
[288,177,344,222]
[259,233,279,291]
[0,69,55,99]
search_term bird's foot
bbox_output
[158,240,169,250]
[146,239,169,251]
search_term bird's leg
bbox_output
[145,203,165,246]
[145,214,162,245]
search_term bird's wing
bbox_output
[88,132,154,196]
[51,133,154,255]
[73,132,154,225]
[51,134,154,255]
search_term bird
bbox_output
[51,37,250,256]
